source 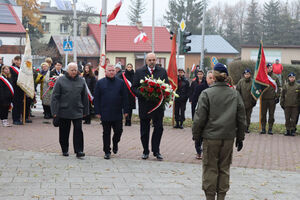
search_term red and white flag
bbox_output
[107,0,123,23]
[191,64,196,72]
[134,32,149,43]
[267,75,277,92]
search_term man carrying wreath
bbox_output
[132,53,169,161]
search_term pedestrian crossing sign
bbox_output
[63,41,73,51]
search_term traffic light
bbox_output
[180,31,192,54]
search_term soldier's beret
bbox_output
[214,63,228,75]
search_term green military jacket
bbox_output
[236,77,256,109]
[262,72,281,100]
[192,82,246,142]
[280,81,300,107]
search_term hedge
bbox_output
[228,60,300,85]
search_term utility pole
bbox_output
[200,0,206,71]
[152,0,155,53]
[100,0,107,58]
[73,0,77,63]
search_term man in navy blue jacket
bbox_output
[94,65,129,159]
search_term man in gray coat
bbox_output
[51,62,89,158]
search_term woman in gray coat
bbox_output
[51,62,89,158]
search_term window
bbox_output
[60,24,68,33]
[115,57,126,69]
[42,23,50,33]
[157,57,166,68]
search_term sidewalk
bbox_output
[0,149,299,200]
[0,113,300,171]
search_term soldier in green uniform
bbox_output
[236,69,257,133]
[260,63,281,135]
[192,63,246,200]
[280,73,300,136]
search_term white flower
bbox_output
[169,101,173,105]
[174,93,179,98]
[165,88,170,92]
[157,79,163,84]
[140,79,144,84]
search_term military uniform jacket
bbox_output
[236,78,256,109]
[192,82,246,142]
[280,81,300,107]
[262,73,281,100]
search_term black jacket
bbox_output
[123,69,136,109]
[192,80,209,104]
[83,74,97,95]
[115,70,123,79]
[51,73,89,119]
[132,65,169,119]
[189,77,204,102]
[0,75,13,105]
[94,77,129,121]
[175,76,190,102]
[9,64,24,99]
[50,69,65,77]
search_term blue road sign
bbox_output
[211,56,218,65]
[63,41,73,51]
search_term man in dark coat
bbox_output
[51,62,89,158]
[10,56,24,125]
[94,65,129,159]
[174,68,190,129]
[50,61,65,77]
[132,53,169,160]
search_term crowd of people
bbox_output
[1,53,299,200]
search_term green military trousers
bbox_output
[245,107,253,128]
[261,99,276,129]
[202,139,234,200]
[284,106,299,131]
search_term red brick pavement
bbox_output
[1,114,300,171]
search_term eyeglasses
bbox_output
[148,59,156,61]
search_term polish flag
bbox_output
[267,75,277,92]
[107,0,123,23]
[134,32,149,43]
[191,64,196,72]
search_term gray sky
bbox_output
[43,0,268,26]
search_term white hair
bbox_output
[206,70,213,77]
[67,62,78,71]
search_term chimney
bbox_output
[136,21,143,30]
[80,22,88,36]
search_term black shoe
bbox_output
[62,152,69,157]
[104,153,111,159]
[83,121,91,124]
[291,129,295,136]
[174,121,180,129]
[44,115,50,119]
[25,119,32,123]
[179,122,184,129]
[141,154,149,160]
[13,121,23,125]
[128,121,131,126]
[260,129,266,134]
[76,152,85,158]
[245,127,250,133]
[284,130,291,136]
[113,144,118,154]
[268,129,273,135]
[153,153,163,161]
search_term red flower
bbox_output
[149,82,156,87]
[161,85,166,90]
[165,91,170,96]
[149,88,154,93]
[156,88,161,93]
[156,83,160,87]
[140,88,145,92]
[48,81,55,88]
[144,80,148,84]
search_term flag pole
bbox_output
[23,94,26,124]
[259,96,262,130]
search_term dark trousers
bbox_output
[261,99,276,129]
[140,113,164,155]
[42,105,52,117]
[125,109,133,122]
[175,100,187,122]
[102,120,123,154]
[195,137,203,155]
[245,107,253,127]
[0,104,10,120]
[25,97,32,119]
[12,94,23,122]
[284,106,298,130]
[59,118,84,153]
[191,102,197,120]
